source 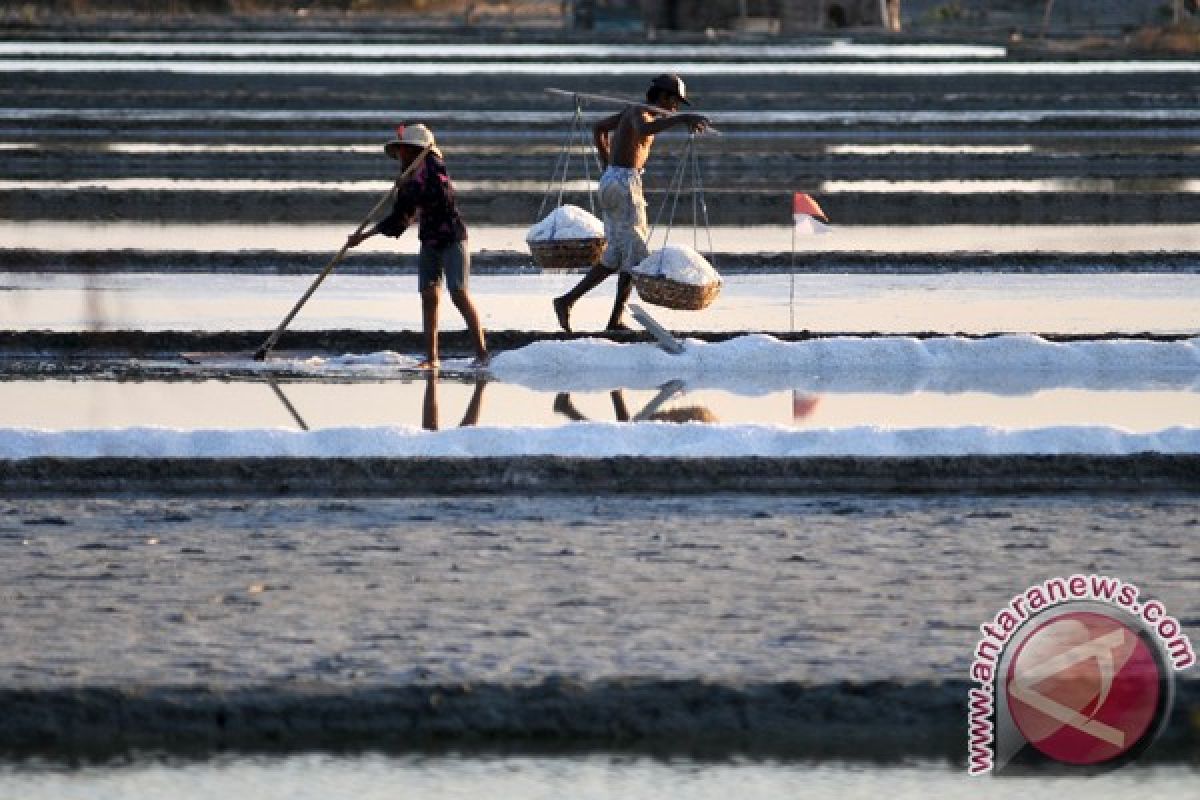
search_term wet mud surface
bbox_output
[6,187,1198,225]
[9,147,1200,184]
[0,492,1195,759]
[3,249,1199,274]
[8,70,1199,116]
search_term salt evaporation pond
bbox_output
[5,58,1197,76]
[0,41,1010,59]
[5,222,1197,254]
[0,380,1196,434]
[2,272,1198,334]
[0,334,1195,457]
[0,756,1193,799]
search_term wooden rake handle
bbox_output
[254,145,431,361]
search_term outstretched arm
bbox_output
[635,111,710,136]
[346,181,419,248]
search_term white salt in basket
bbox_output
[527,205,606,270]
[632,245,722,311]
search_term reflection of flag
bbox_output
[792,391,820,420]
[793,192,831,235]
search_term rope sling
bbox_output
[635,132,722,311]
[537,95,598,222]
[529,95,606,270]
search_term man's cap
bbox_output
[648,73,689,105]
[384,123,441,159]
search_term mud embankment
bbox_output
[0,678,1195,763]
[5,187,1197,225]
[9,149,1198,183]
[2,455,1198,494]
[4,249,1197,274]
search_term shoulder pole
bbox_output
[544,88,721,134]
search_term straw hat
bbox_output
[384,123,441,159]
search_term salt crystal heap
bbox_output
[633,244,721,287]
[526,204,605,242]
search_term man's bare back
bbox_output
[603,107,657,170]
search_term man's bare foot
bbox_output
[416,358,440,370]
[553,296,573,333]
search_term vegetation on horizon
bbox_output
[2,0,458,14]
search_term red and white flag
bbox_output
[793,192,831,235]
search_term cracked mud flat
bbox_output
[0,493,1195,759]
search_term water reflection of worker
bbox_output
[554,390,632,422]
[553,390,717,424]
[423,372,487,431]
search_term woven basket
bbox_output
[529,237,606,271]
[632,273,722,311]
[647,405,719,424]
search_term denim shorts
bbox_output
[418,240,469,291]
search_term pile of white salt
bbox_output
[633,244,721,286]
[526,204,605,242]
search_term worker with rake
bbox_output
[346,124,489,369]
[553,74,709,333]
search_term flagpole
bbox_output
[789,216,796,333]
[789,192,829,334]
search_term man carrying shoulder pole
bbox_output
[552,74,709,333]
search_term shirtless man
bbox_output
[553,74,709,332]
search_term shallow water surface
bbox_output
[8,177,1197,194]
[3,59,1196,76]
[1,271,1196,334]
[0,41,1009,60]
[0,379,1195,433]
[5,222,1197,255]
[0,754,1195,799]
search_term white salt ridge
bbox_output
[294,351,485,370]
[634,244,721,286]
[1,424,1197,459]
[492,334,1200,393]
[160,335,1200,393]
[300,351,418,368]
[170,352,476,375]
[525,204,604,243]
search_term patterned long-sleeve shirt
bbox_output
[374,152,468,248]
